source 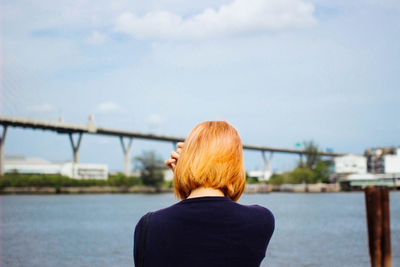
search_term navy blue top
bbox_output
[134,196,274,267]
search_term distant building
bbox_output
[338,147,400,188]
[248,170,272,181]
[333,154,367,174]
[365,147,400,173]
[5,154,108,179]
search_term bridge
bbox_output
[0,115,344,176]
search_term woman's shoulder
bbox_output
[233,202,275,229]
[135,198,274,230]
[134,201,183,228]
[241,203,274,219]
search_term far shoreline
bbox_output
[0,183,347,194]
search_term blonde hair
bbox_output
[173,121,246,202]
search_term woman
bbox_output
[134,121,274,267]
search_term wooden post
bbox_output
[381,189,391,267]
[364,186,391,267]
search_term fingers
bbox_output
[177,142,184,149]
[164,158,177,170]
[175,142,184,155]
[164,158,173,165]
[165,142,184,172]
[165,158,176,166]
[171,151,180,160]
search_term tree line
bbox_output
[1,141,332,189]
[264,140,331,185]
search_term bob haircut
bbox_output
[173,121,246,202]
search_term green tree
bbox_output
[134,151,165,187]
[299,140,321,170]
[268,173,286,185]
[313,161,330,183]
[245,172,260,184]
[107,174,141,187]
[288,167,315,184]
[294,140,332,184]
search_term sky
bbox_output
[1,0,399,172]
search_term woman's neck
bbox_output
[187,187,225,199]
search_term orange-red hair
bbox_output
[173,121,246,202]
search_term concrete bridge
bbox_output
[0,115,344,176]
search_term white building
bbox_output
[334,154,367,174]
[366,147,400,173]
[342,148,400,187]
[248,170,272,181]
[384,152,400,173]
[5,154,108,179]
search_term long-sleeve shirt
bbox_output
[134,196,275,267]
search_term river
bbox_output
[1,192,399,266]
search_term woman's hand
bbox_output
[165,142,184,172]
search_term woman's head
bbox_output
[173,121,246,202]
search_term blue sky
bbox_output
[1,0,399,172]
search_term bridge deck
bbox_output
[0,116,343,156]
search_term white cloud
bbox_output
[114,0,316,40]
[146,113,166,128]
[84,31,108,45]
[27,104,54,112]
[96,101,125,114]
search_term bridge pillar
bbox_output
[299,153,304,167]
[261,151,273,180]
[0,126,8,176]
[172,141,177,150]
[68,132,83,163]
[120,137,133,177]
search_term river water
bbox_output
[1,192,399,267]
